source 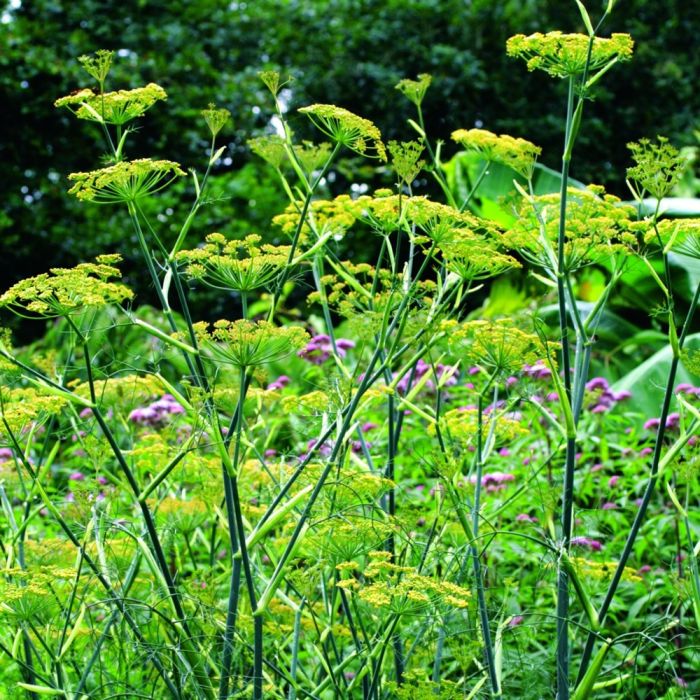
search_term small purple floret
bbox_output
[571,536,602,551]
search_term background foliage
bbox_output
[2,0,700,330]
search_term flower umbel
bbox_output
[627,137,687,200]
[451,318,551,376]
[503,185,641,271]
[299,104,387,161]
[77,49,114,86]
[194,319,309,368]
[0,255,133,317]
[201,103,231,137]
[55,84,168,125]
[388,140,425,185]
[506,32,634,79]
[451,129,541,178]
[177,233,290,292]
[67,158,186,203]
[394,73,432,107]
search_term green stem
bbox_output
[555,74,578,700]
[221,367,263,699]
[416,105,457,208]
[268,142,342,321]
[458,159,491,213]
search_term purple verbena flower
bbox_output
[643,418,661,431]
[267,375,290,391]
[522,361,552,379]
[516,513,538,523]
[675,383,696,395]
[298,334,355,365]
[570,536,602,551]
[665,412,680,430]
[129,394,185,427]
[469,471,515,492]
[585,377,609,391]
[395,359,458,395]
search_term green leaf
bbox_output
[442,151,587,226]
[574,0,594,36]
[612,332,700,417]
[629,197,700,217]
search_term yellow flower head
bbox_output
[506,32,634,79]
[67,158,186,203]
[55,83,167,125]
[248,134,287,168]
[77,49,114,85]
[451,318,552,375]
[627,136,687,200]
[388,140,425,185]
[177,233,290,292]
[503,185,640,270]
[299,104,387,161]
[394,73,432,107]
[0,255,133,317]
[654,219,700,259]
[451,128,541,178]
[201,103,231,137]
[0,387,69,437]
[195,319,309,368]
[441,238,521,281]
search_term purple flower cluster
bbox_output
[643,412,680,432]
[0,448,13,463]
[298,334,355,365]
[585,377,631,414]
[395,359,458,395]
[570,536,602,551]
[128,394,185,427]
[299,436,368,461]
[516,513,538,523]
[643,385,700,434]
[468,471,515,492]
[522,362,552,380]
[267,375,290,391]
[675,383,700,396]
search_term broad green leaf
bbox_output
[630,197,700,218]
[612,332,700,417]
[443,151,586,226]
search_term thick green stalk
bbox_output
[555,74,578,700]
[218,367,261,699]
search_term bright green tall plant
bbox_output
[1,3,700,698]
